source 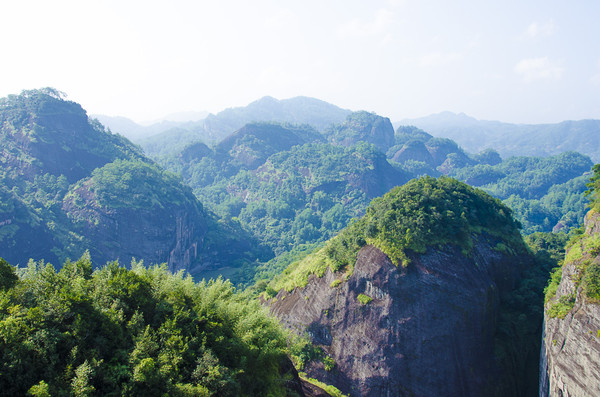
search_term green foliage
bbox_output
[585,163,600,211]
[322,355,336,371]
[327,176,525,268]
[544,266,563,303]
[356,294,372,305]
[526,232,569,261]
[87,159,197,210]
[0,255,292,396]
[330,279,341,288]
[547,294,576,318]
[582,262,600,301]
[523,232,568,305]
[27,380,51,397]
[249,242,323,287]
[450,152,593,234]
[0,257,18,290]
[288,335,323,371]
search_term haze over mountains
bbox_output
[97,96,600,164]
[96,96,351,157]
[400,111,600,162]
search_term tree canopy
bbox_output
[0,255,292,396]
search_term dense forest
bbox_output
[0,254,297,396]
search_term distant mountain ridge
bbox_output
[201,95,351,139]
[398,112,600,162]
[91,114,207,142]
[97,96,351,157]
[101,98,600,163]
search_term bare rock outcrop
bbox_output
[269,237,526,396]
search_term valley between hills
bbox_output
[1,88,599,396]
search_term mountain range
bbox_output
[399,111,600,162]
[96,96,351,157]
[1,88,599,396]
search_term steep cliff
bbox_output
[62,160,207,271]
[266,177,533,396]
[540,209,600,396]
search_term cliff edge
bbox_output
[540,210,600,396]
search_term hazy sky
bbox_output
[1,0,599,124]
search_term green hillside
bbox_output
[0,89,268,276]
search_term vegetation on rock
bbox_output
[327,176,525,268]
[266,176,526,294]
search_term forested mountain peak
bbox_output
[215,122,325,170]
[200,95,351,142]
[266,176,525,293]
[326,111,395,152]
[0,88,144,183]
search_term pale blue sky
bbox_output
[1,0,599,124]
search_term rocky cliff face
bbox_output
[269,238,527,396]
[62,167,207,272]
[540,211,600,397]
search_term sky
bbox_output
[1,0,599,124]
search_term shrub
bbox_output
[583,262,600,301]
[357,293,373,305]
[547,294,576,318]
[323,355,336,371]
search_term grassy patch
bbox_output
[330,279,341,288]
[357,293,373,305]
[267,244,340,293]
[299,374,348,397]
[565,241,583,263]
